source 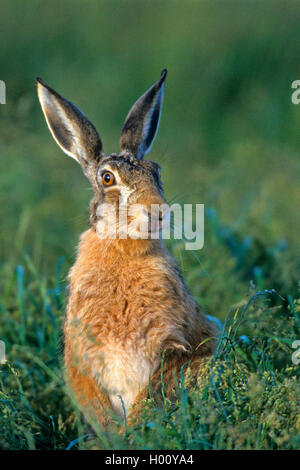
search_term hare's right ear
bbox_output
[120,69,167,159]
[36,78,103,175]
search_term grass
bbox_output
[0,216,299,450]
[1,0,300,450]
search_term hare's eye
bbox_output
[102,171,115,187]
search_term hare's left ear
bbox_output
[120,69,167,159]
[36,78,103,177]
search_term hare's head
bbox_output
[37,71,169,245]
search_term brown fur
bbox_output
[36,71,217,428]
[64,229,216,426]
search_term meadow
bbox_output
[0,0,300,450]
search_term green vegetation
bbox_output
[0,0,300,450]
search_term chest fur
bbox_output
[93,342,160,416]
[65,230,190,414]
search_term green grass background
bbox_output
[0,0,300,450]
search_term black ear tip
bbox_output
[160,69,168,81]
[35,78,57,97]
[36,77,47,90]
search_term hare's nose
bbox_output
[147,209,164,231]
[147,210,163,221]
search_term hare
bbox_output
[36,70,216,428]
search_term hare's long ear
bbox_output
[120,69,167,159]
[36,78,103,176]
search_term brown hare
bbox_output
[36,70,216,428]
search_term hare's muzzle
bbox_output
[142,201,170,239]
[147,208,166,234]
[123,195,169,240]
